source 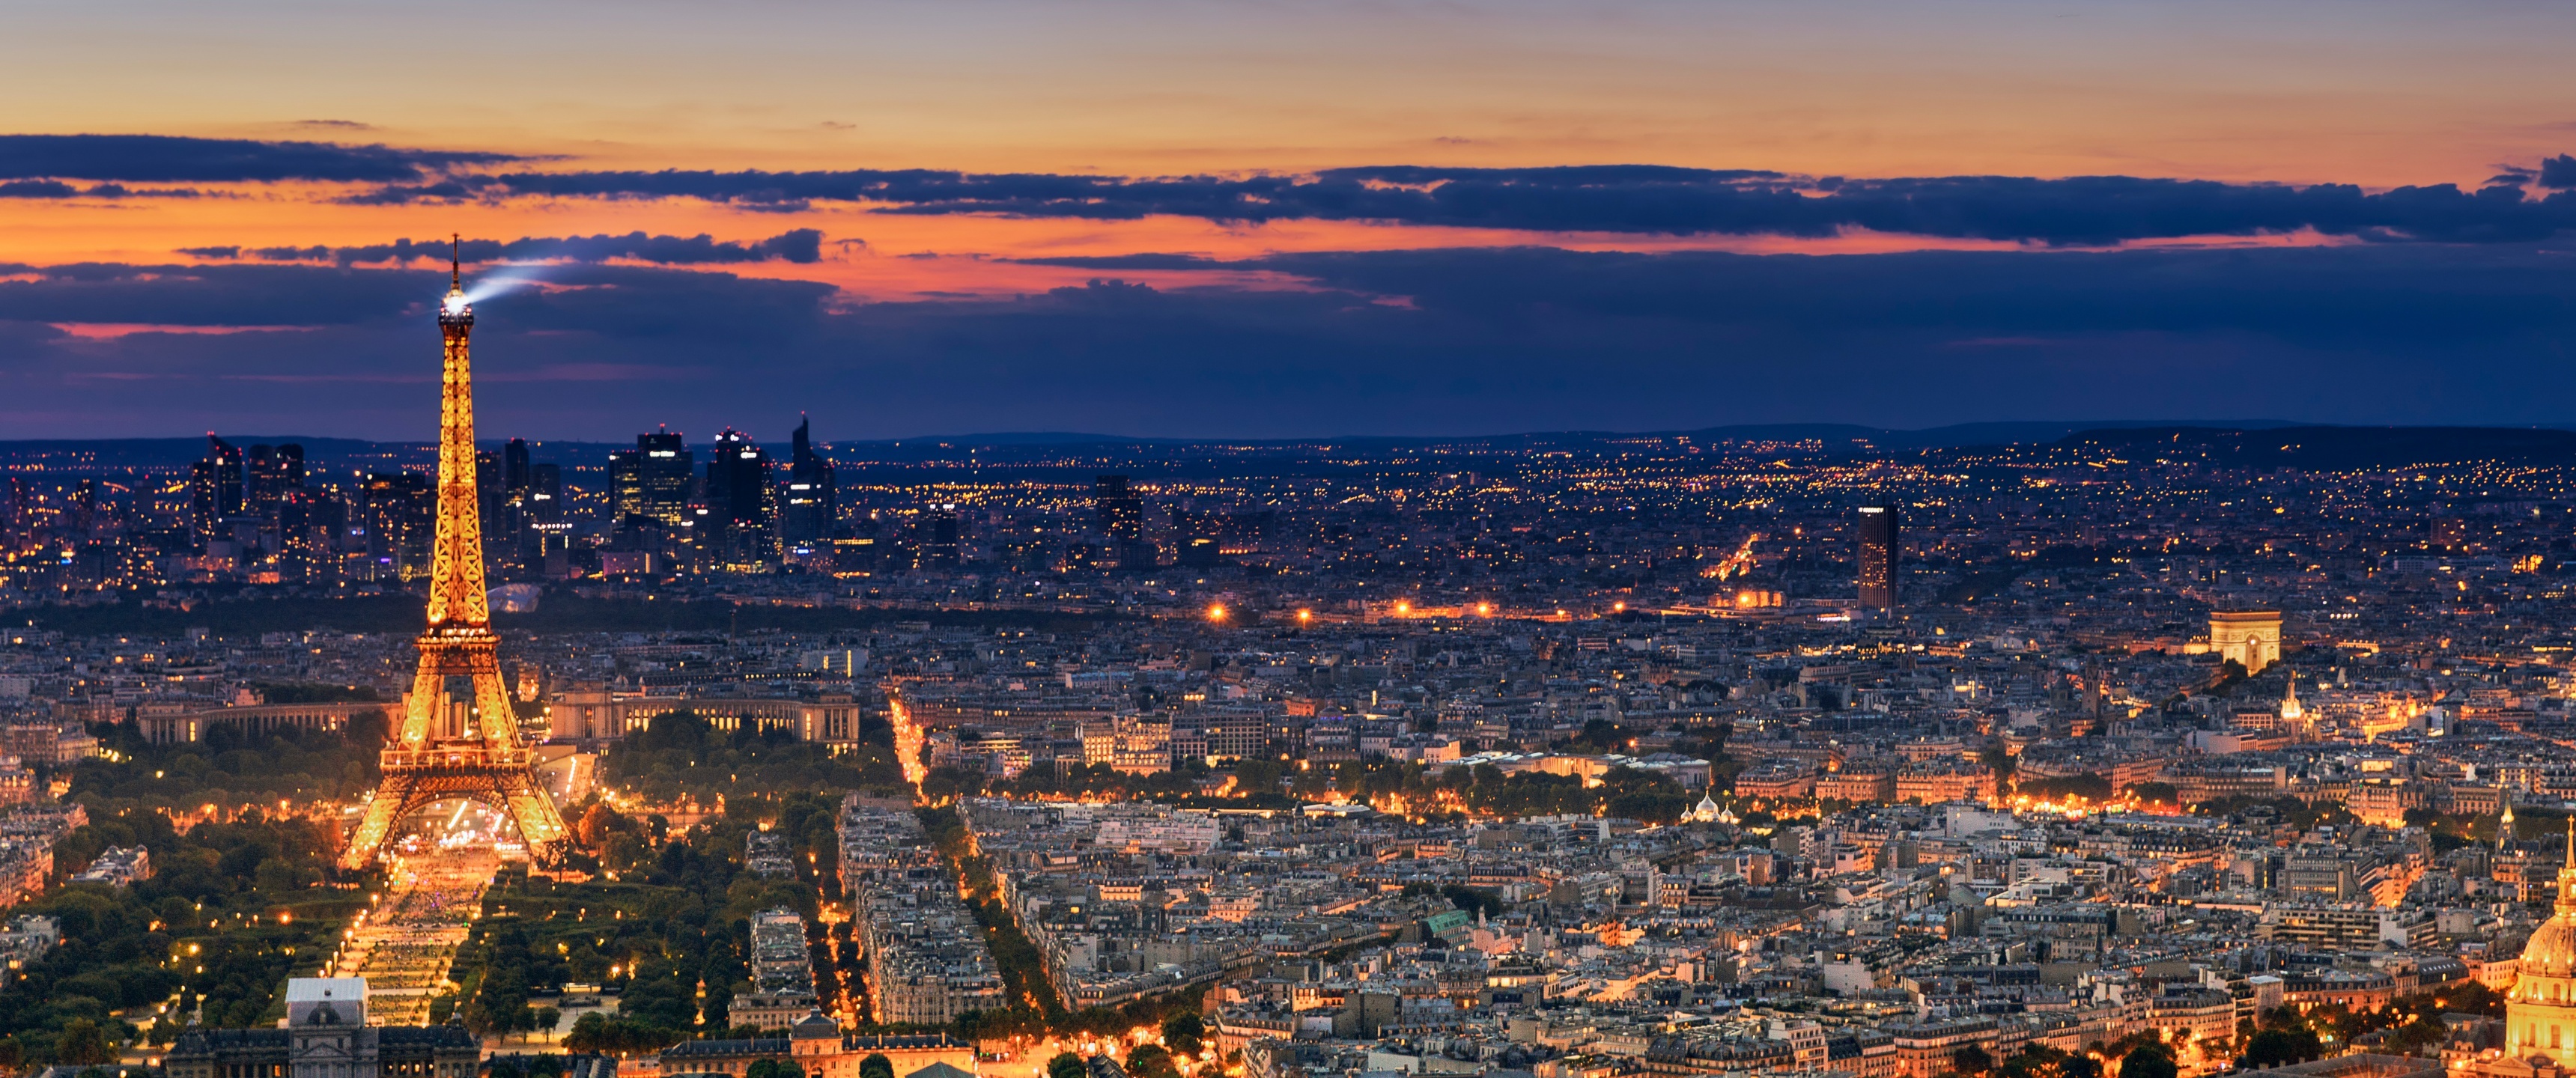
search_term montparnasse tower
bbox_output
[2503,820,2576,1067]
[341,240,572,869]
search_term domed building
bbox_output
[2498,826,2576,1074]
[1688,792,1722,823]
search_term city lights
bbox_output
[0,4,2570,1075]
[4,333,2573,1078]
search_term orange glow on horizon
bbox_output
[0,175,2399,306]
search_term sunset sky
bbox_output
[4,0,2575,440]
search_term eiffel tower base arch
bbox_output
[343,751,573,869]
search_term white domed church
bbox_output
[2493,826,2576,1077]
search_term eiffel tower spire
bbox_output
[342,252,571,869]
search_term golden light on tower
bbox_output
[2501,818,2576,1067]
[341,237,573,870]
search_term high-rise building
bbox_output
[1856,505,1898,609]
[67,479,97,540]
[610,428,694,528]
[781,415,837,551]
[357,472,435,579]
[276,489,341,583]
[527,463,560,517]
[917,504,961,570]
[1,478,28,553]
[707,427,775,564]
[190,435,244,546]
[245,443,304,519]
[475,449,506,565]
[1094,475,1151,569]
[524,463,567,556]
[1176,509,1224,568]
[1095,475,1141,538]
[490,438,535,569]
[503,438,530,499]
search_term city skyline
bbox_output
[3,3,2576,437]
[14,7,2576,1076]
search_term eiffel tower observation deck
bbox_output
[341,240,572,871]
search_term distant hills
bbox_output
[5,420,2575,468]
[2059,425,2576,469]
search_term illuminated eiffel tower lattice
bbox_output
[341,242,572,869]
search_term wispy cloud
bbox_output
[0,133,520,183]
[181,229,825,267]
[346,159,2576,246]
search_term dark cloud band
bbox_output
[8,243,2576,439]
[0,178,200,199]
[353,159,2576,245]
[0,134,519,183]
[180,230,824,267]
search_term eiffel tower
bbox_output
[341,242,572,869]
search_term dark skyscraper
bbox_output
[525,463,568,561]
[503,438,531,499]
[1095,475,1141,538]
[277,488,338,582]
[529,463,560,514]
[1176,508,1224,567]
[496,437,535,566]
[1094,475,1151,569]
[1856,505,1898,610]
[782,415,837,550]
[245,443,304,519]
[610,428,694,527]
[190,435,244,546]
[475,449,505,551]
[2,477,30,553]
[359,472,435,579]
[68,479,97,539]
[917,503,961,569]
[706,427,775,564]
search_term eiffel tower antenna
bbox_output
[449,233,461,292]
[342,261,571,869]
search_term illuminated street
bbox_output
[324,806,509,1026]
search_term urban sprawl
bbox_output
[1,427,2574,1078]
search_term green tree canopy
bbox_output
[57,1020,113,1066]
[2121,1048,2179,1078]
[1161,1012,1206,1058]
[1126,1044,1179,1078]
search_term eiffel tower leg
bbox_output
[401,663,445,745]
[495,765,573,866]
[344,768,419,870]
[464,637,522,750]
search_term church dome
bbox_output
[792,1008,839,1039]
[2526,914,2576,981]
